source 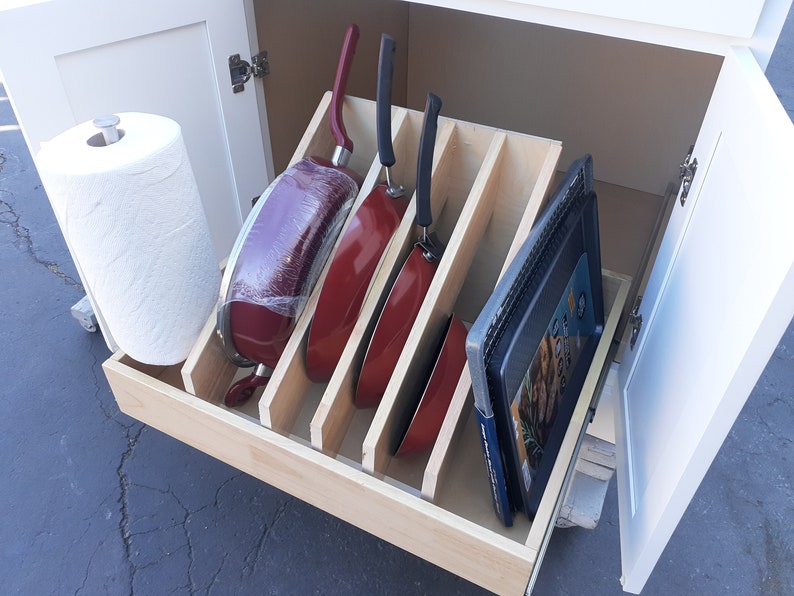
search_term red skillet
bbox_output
[217,24,363,407]
[305,33,408,383]
[394,314,467,456]
[355,92,443,409]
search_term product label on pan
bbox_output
[510,253,597,491]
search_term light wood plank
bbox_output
[181,312,237,403]
[421,366,475,500]
[103,355,538,595]
[499,145,563,278]
[453,137,562,322]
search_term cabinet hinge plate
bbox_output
[628,295,643,350]
[229,51,269,93]
[679,144,698,206]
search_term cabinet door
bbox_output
[0,0,269,349]
[0,0,270,262]
[615,46,794,594]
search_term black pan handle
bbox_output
[376,34,397,167]
[415,93,442,229]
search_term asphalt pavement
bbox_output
[1,8,792,595]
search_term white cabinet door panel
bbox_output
[615,46,794,594]
[0,0,270,261]
[0,0,269,349]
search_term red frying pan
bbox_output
[217,24,363,407]
[393,313,467,456]
[395,314,468,457]
[355,93,443,409]
[305,33,408,383]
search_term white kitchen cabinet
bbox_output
[1,0,792,593]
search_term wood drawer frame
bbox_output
[103,94,631,594]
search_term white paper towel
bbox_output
[36,112,221,365]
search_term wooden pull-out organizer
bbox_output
[103,93,631,594]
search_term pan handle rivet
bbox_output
[385,167,405,198]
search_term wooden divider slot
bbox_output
[431,399,534,540]
[428,272,630,541]
[114,353,172,384]
[310,113,459,457]
[454,135,563,322]
[179,93,375,420]
[421,134,563,500]
[421,367,476,500]
[360,131,506,480]
[256,96,381,437]
[362,133,562,491]
[181,313,236,403]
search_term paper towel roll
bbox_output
[37,112,221,365]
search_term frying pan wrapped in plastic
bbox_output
[219,157,359,369]
[217,22,362,408]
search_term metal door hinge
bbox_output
[628,295,643,350]
[679,145,698,206]
[229,51,269,93]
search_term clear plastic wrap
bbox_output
[217,157,358,366]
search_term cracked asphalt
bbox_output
[1,9,793,595]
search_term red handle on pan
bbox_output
[331,23,360,157]
[225,366,270,407]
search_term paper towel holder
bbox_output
[88,114,124,147]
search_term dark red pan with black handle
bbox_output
[305,33,409,383]
[355,92,443,409]
[217,24,363,407]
